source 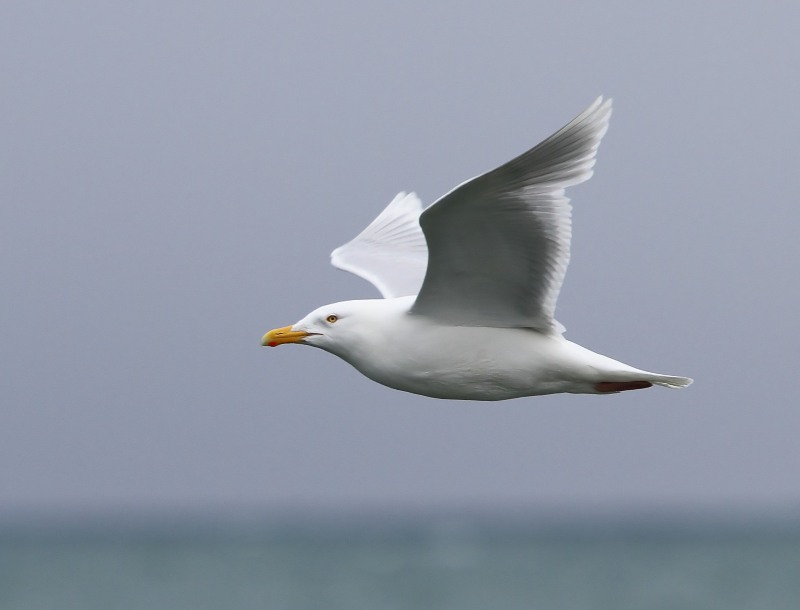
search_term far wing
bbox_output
[331,192,428,298]
[411,97,612,333]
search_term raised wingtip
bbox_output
[587,95,612,112]
[329,191,428,299]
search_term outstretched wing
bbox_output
[411,97,613,334]
[331,192,428,298]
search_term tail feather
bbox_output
[651,374,693,389]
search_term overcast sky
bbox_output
[2,1,799,520]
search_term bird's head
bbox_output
[261,299,383,356]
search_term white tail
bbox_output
[649,374,693,389]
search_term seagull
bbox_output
[262,97,692,400]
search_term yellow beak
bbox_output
[261,325,315,347]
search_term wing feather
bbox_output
[331,192,428,298]
[411,97,613,333]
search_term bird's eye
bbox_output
[326,314,338,324]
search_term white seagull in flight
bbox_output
[262,97,692,400]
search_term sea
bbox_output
[2,511,799,610]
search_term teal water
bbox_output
[2,516,799,609]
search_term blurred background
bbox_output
[2,1,799,608]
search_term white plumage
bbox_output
[263,97,692,400]
[331,192,427,299]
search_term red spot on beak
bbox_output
[267,341,278,347]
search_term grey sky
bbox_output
[2,1,799,518]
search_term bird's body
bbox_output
[278,296,689,401]
[263,98,692,400]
